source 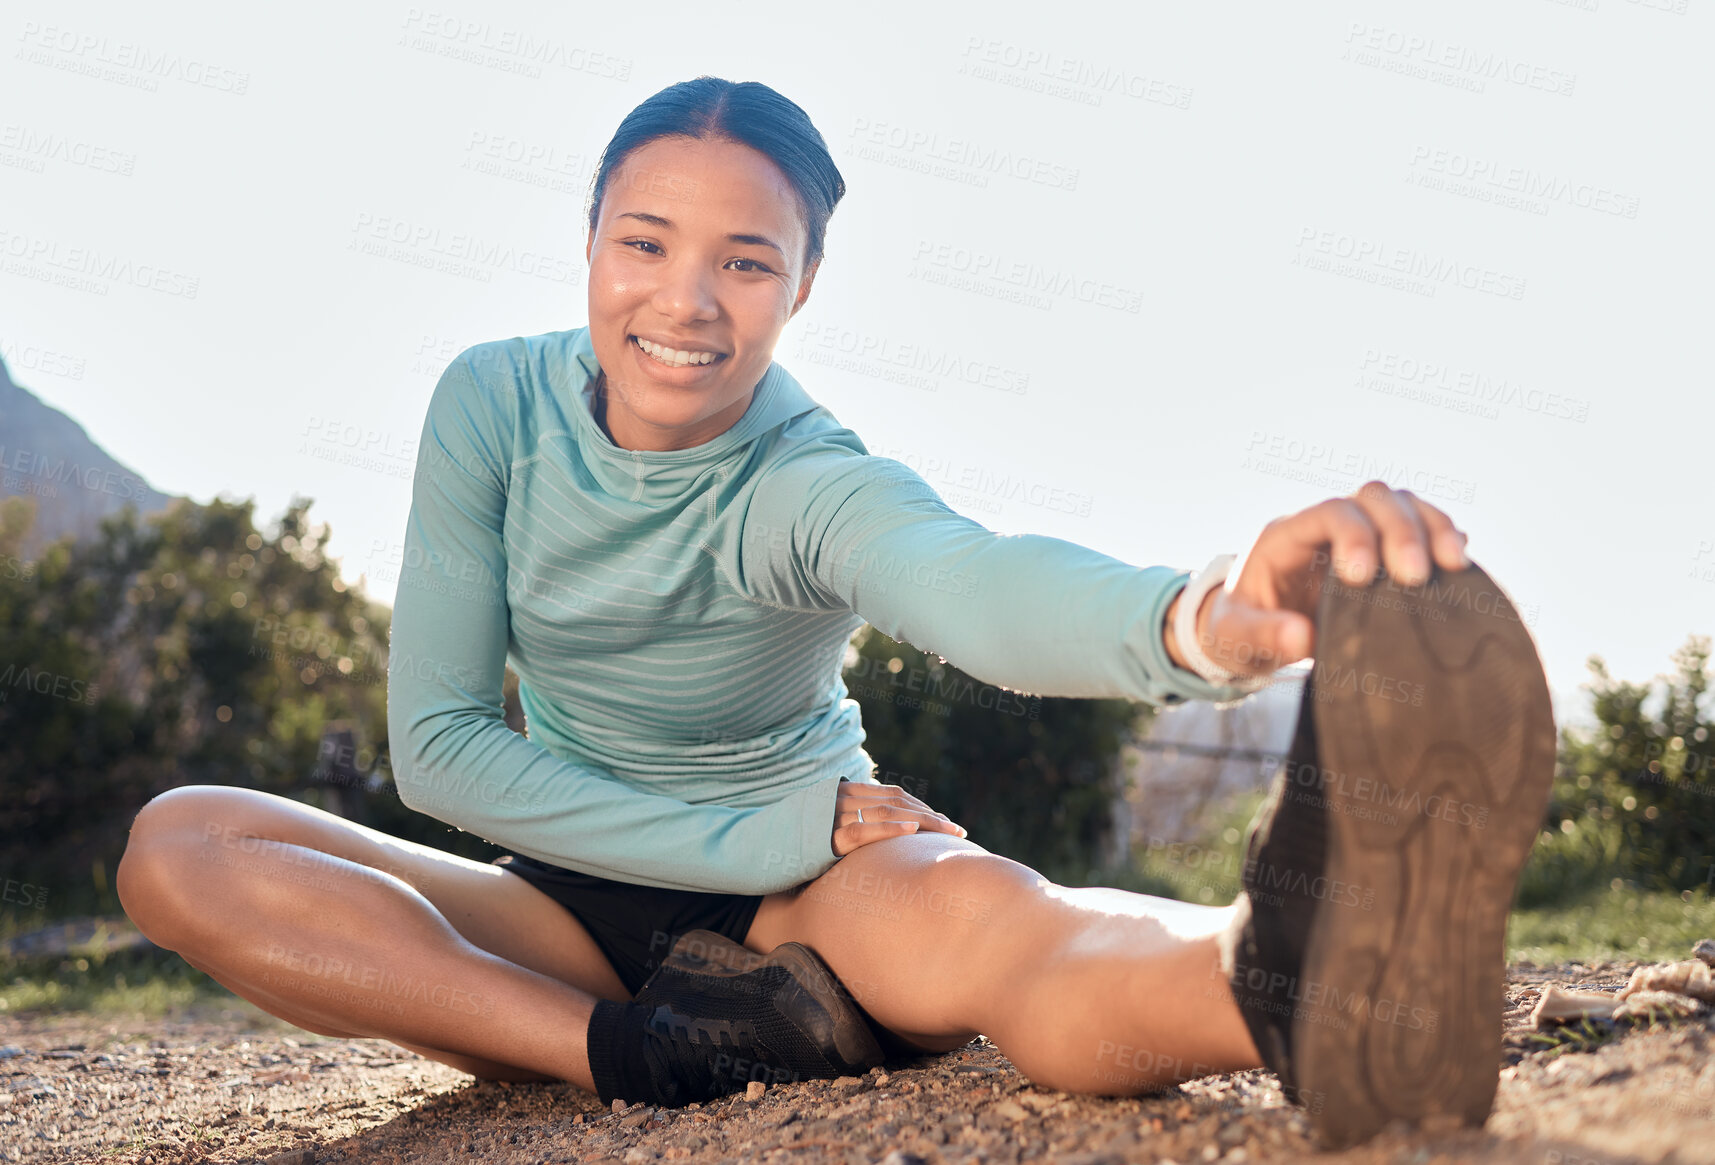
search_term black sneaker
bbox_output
[1222,561,1556,1147]
[632,929,885,1095]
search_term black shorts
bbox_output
[493,853,765,997]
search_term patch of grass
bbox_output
[1094,789,1262,903]
[1525,1015,1620,1059]
[1507,880,1715,964]
[0,945,237,1018]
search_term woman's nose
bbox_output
[651,257,719,324]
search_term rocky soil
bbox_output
[3,960,1712,1165]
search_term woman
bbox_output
[117,77,1554,1148]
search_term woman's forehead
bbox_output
[603,137,806,247]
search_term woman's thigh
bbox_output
[743,832,1050,1051]
[124,784,631,1003]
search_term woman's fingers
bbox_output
[831,818,921,857]
[1401,491,1472,572]
[1204,592,1313,674]
[1209,483,1476,677]
[841,782,964,834]
[1346,482,1434,586]
[831,782,968,857]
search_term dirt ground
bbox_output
[3,960,1712,1165]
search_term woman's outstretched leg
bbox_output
[744,832,1261,1094]
[116,784,632,1089]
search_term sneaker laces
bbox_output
[638,1000,779,1104]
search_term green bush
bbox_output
[843,626,1147,884]
[1543,637,1714,895]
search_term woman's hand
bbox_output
[832,780,968,857]
[1165,482,1472,680]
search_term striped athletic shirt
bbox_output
[385,325,1241,894]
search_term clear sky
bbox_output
[2,0,1708,721]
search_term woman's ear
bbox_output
[789,259,820,319]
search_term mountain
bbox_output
[0,353,178,557]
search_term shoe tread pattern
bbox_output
[1293,565,1556,1148]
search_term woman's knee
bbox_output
[116,784,280,948]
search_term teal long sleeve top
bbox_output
[384,326,1245,894]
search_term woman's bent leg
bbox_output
[116,785,632,1089]
[744,833,1261,1094]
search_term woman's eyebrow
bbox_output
[616,211,784,256]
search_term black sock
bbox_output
[586,999,656,1107]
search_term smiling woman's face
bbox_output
[584,135,816,452]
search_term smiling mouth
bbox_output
[631,334,725,368]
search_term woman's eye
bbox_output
[728,258,771,273]
[624,239,663,254]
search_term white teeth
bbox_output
[634,336,719,367]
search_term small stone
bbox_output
[746,1080,766,1101]
[1614,990,1703,1021]
[265,1150,315,1165]
[990,1099,1030,1122]
[1693,939,1715,968]
[619,1106,655,1128]
[874,1072,891,1086]
[0,1047,21,1060]
[878,1152,928,1165]
[835,1074,865,1090]
[612,1097,627,1113]
[1620,960,1715,1003]
[1531,986,1619,1028]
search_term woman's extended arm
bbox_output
[385,349,842,894]
[737,428,1253,708]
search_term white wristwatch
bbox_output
[1171,554,1273,694]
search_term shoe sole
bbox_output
[1289,563,1556,1148]
[657,930,885,1076]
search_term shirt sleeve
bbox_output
[739,429,1254,708]
[385,347,844,895]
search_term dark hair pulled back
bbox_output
[586,76,845,269]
